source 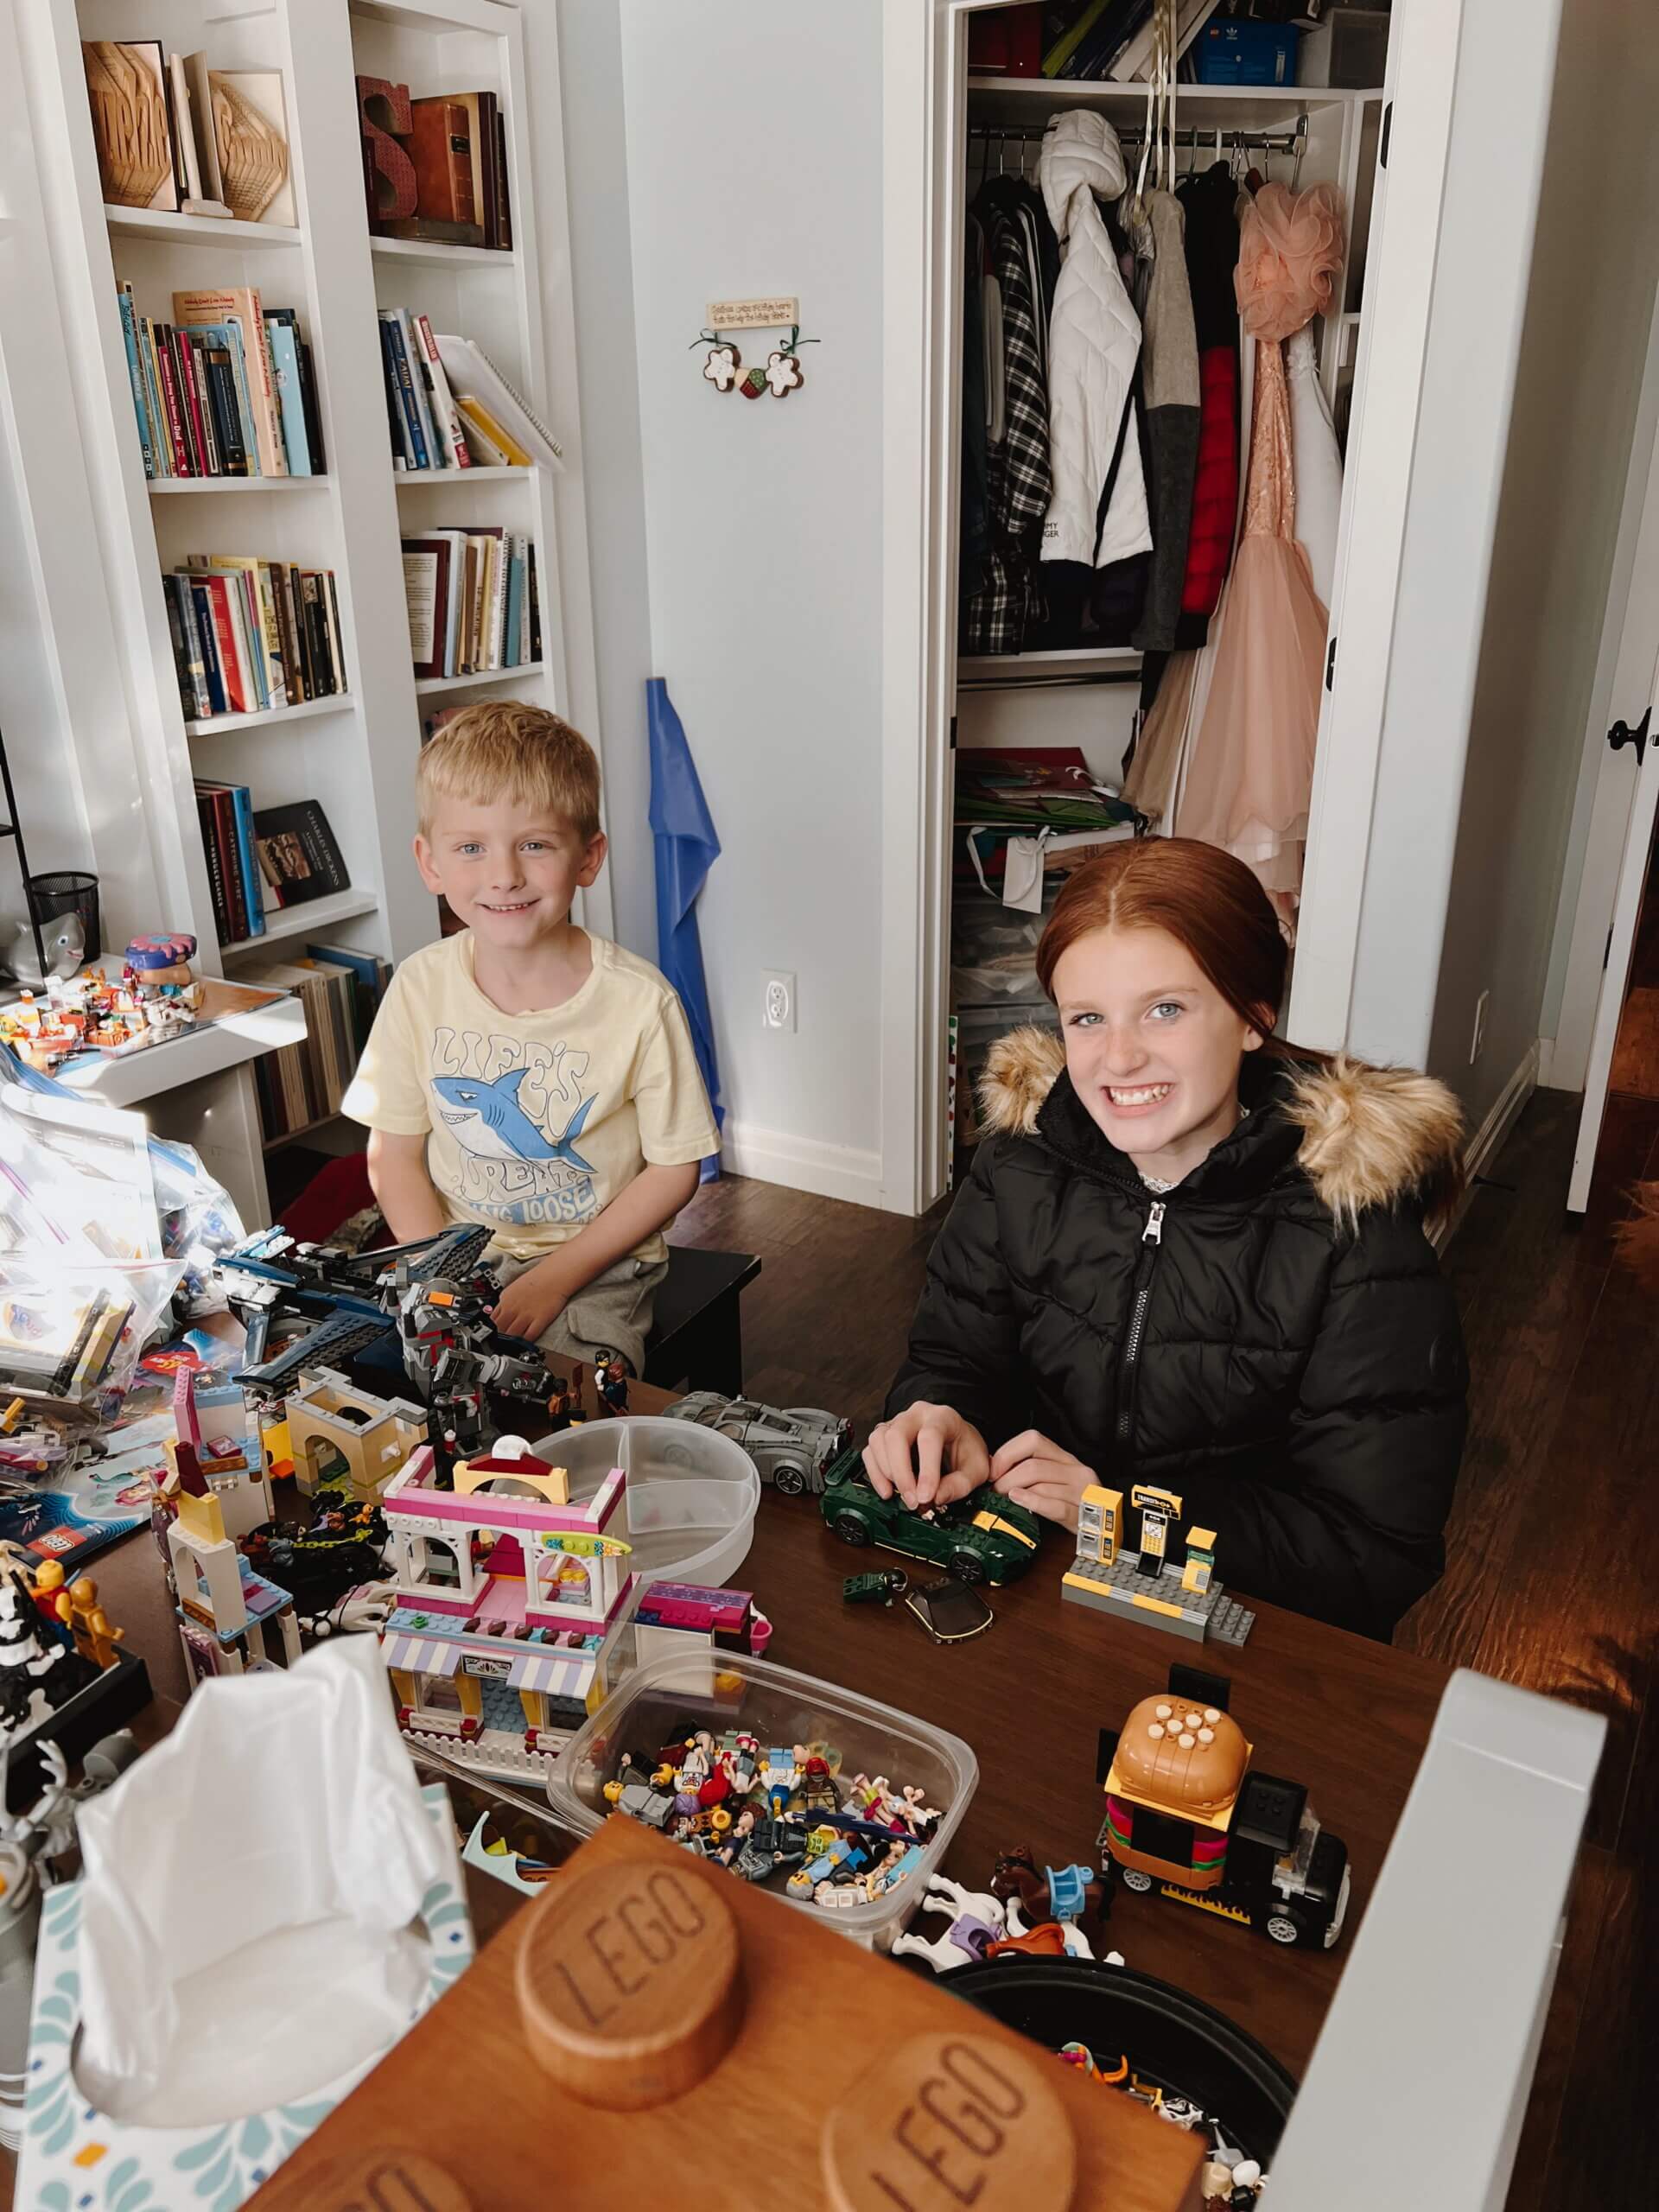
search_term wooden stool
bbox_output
[643,1246,760,1395]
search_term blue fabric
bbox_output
[646,678,723,1181]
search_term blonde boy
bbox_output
[341,702,717,1372]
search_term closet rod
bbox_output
[968,120,1306,153]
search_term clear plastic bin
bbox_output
[546,1649,978,1950]
[529,1414,760,1589]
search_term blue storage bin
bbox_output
[1193,18,1302,85]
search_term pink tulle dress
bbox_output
[1177,184,1344,921]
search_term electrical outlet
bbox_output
[763,969,797,1033]
[1470,988,1490,1065]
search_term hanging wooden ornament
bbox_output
[763,350,804,397]
[701,341,741,393]
[737,362,770,399]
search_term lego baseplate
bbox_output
[1061,1551,1255,1647]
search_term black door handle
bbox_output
[1608,706,1650,766]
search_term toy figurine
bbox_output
[1096,1661,1351,1951]
[991,1843,1103,1925]
[0,1556,96,1745]
[54,1577,125,1671]
[592,1352,628,1418]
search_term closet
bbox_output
[884,0,1576,1205]
[951,64,1379,1131]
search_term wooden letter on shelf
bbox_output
[355,76,416,232]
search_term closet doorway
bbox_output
[880,0,1570,1214]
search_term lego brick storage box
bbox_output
[548,1649,978,1948]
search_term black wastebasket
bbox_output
[26,872,100,963]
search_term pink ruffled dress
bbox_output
[1178,184,1344,921]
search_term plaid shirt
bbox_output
[963,211,1050,655]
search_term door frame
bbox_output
[878,0,1471,1214]
[1542,276,1659,1102]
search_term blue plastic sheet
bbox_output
[646,679,723,1180]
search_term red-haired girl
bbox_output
[868,839,1468,1639]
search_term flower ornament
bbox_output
[1234,182,1345,341]
[764,350,804,398]
[702,343,741,392]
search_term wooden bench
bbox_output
[644,1246,761,1395]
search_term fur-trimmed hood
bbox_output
[978,1026,1465,1229]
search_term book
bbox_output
[137,315,169,474]
[1112,0,1218,77]
[194,781,248,942]
[1067,0,1154,79]
[154,330,191,474]
[395,308,442,472]
[161,576,194,719]
[195,786,230,939]
[304,942,390,1057]
[186,579,226,715]
[414,315,470,469]
[174,288,287,476]
[252,799,350,907]
[1042,0,1116,76]
[182,54,228,204]
[82,41,177,211]
[264,308,325,472]
[378,313,429,469]
[435,335,563,467]
[402,543,442,676]
[407,98,479,231]
[494,106,512,251]
[263,315,311,474]
[207,69,295,226]
[454,394,531,469]
[444,92,501,249]
[115,283,156,478]
[201,345,249,474]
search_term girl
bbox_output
[867,839,1468,1640]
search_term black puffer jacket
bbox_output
[886,1029,1469,1639]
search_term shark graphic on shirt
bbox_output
[431,1069,597,1173]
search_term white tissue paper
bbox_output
[73,1635,445,2122]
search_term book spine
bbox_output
[324,570,346,693]
[227,783,265,937]
[200,575,247,713]
[494,106,512,251]
[296,337,325,473]
[383,315,429,470]
[479,92,499,251]
[253,562,286,709]
[213,786,248,940]
[220,322,260,476]
[227,570,266,709]
[414,314,470,468]
[188,581,226,715]
[488,535,509,668]
[159,331,197,474]
[270,563,301,703]
[166,575,210,719]
[300,574,331,695]
[161,575,194,718]
[264,316,311,475]
[204,350,247,474]
[298,804,350,893]
[242,290,288,475]
[376,321,408,467]
[504,536,523,666]
[528,540,541,663]
[117,288,156,478]
[286,566,315,697]
[396,309,442,471]
[196,787,232,940]
[190,338,225,475]
[138,319,171,476]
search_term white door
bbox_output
[1567,647,1659,1213]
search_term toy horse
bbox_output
[890,1872,1008,1973]
[992,1843,1104,1925]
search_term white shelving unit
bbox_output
[16,0,599,1225]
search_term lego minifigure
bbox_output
[55,1576,125,1671]
[592,1352,629,1418]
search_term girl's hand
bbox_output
[989,1431,1096,1533]
[863,1402,991,1510]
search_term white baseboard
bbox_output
[720,1119,887,1210]
[1437,1040,1541,1245]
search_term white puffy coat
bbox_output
[1039,111,1152,569]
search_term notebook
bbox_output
[433,334,565,470]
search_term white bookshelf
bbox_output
[16,0,600,1225]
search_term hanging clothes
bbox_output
[1178,183,1344,920]
[1038,111,1152,574]
[1286,324,1343,610]
[1175,162,1244,641]
[961,213,990,600]
[961,199,1051,657]
[1128,188,1201,655]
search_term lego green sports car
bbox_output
[818,1452,1043,1587]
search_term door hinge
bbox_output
[1607,705,1650,766]
[949,714,959,753]
[1380,101,1392,168]
[1604,925,1614,972]
[1325,636,1338,692]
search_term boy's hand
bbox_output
[862,1402,990,1511]
[492,1259,575,1346]
[989,1431,1096,1533]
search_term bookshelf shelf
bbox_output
[103,205,302,250]
[52,990,308,1109]
[222,888,380,957]
[396,466,533,483]
[264,1109,346,1154]
[185,695,356,738]
[415,663,545,696]
[371,236,517,269]
[149,476,334,495]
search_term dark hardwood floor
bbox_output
[670,1085,1658,2212]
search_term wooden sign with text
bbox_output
[708,296,800,330]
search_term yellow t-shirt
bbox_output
[340,931,718,1263]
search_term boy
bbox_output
[341,702,718,1375]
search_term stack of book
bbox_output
[241,943,391,1143]
[118,283,322,479]
[357,79,512,250]
[192,787,348,946]
[164,556,345,721]
[1042,0,1220,79]
[402,531,539,680]
[379,318,563,473]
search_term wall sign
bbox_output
[707,296,799,332]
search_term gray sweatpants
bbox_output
[491,1249,669,1376]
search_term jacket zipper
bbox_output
[1114,1200,1166,1468]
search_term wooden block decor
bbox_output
[247,1816,1205,2212]
[82,41,173,211]
[355,75,417,231]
